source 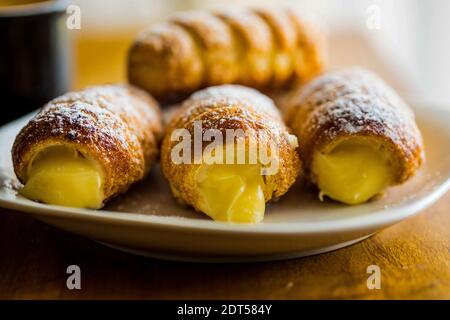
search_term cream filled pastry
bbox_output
[128,5,327,103]
[12,85,162,209]
[161,85,301,223]
[279,68,424,205]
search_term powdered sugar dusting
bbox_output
[161,84,301,208]
[284,68,424,182]
[12,85,162,202]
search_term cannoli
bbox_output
[280,68,424,204]
[12,85,162,209]
[161,85,301,223]
[128,6,326,103]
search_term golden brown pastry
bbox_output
[128,6,327,103]
[279,68,424,205]
[12,85,163,209]
[161,85,301,223]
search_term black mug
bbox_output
[0,0,71,125]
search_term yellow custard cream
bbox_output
[21,146,104,208]
[196,164,265,223]
[312,138,394,205]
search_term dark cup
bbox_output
[0,0,71,125]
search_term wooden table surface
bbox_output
[0,32,449,300]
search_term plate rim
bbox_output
[1,105,449,235]
[1,177,449,235]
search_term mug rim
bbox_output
[0,0,69,18]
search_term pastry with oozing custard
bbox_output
[12,85,162,209]
[279,68,425,205]
[161,85,301,223]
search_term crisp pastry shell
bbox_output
[12,85,163,205]
[160,85,301,210]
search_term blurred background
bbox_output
[2,0,449,110]
[69,0,450,108]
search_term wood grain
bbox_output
[0,192,449,300]
[0,32,448,300]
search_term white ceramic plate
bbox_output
[1,105,449,263]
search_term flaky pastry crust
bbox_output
[12,85,163,205]
[160,85,301,210]
[278,68,425,185]
[128,6,327,103]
